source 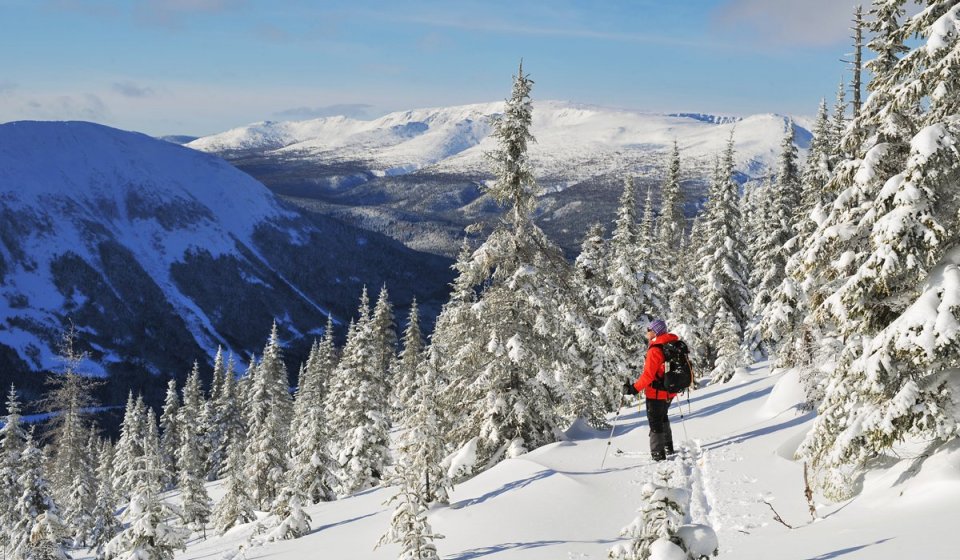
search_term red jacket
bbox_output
[632,332,680,400]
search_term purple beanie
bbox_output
[648,319,668,336]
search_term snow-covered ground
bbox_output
[97,360,958,560]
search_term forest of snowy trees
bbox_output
[1,1,958,559]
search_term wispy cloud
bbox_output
[712,0,863,47]
[273,104,374,120]
[253,22,292,43]
[112,81,155,98]
[364,11,723,50]
[133,0,246,28]
[23,94,110,121]
[0,81,18,95]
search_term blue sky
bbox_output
[0,0,866,136]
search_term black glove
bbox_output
[622,382,639,396]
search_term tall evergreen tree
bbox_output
[158,378,180,490]
[112,394,146,500]
[393,299,426,425]
[696,135,751,374]
[0,384,28,552]
[89,438,121,559]
[212,439,256,536]
[434,63,570,474]
[244,323,294,508]
[11,428,70,560]
[799,0,960,499]
[328,290,392,495]
[177,363,212,532]
[104,410,188,560]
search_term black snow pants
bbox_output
[645,397,674,460]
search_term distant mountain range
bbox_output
[188,101,810,256]
[0,121,453,407]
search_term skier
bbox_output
[622,319,681,461]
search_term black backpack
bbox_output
[650,340,694,393]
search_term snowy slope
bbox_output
[145,362,958,560]
[0,121,453,390]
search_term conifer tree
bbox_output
[245,323,293,507]
[89,438,121,559]
[658,141,687,264]
[11,428,70,560]
[158,378,180,489]
[289,334,338,503]
[743,125,800,359]
[112,393,146,500]
[217,354,246,478]
[696,136,750,374]
[203,347,229,480]
[608,474,689,560]
[328,289,392,495]
[64,427,99,546]
[0,384,28,552]
[434,63,569,473]
[44,328,98,510]
[393,299,426,424]
[599,177,648,376]
[377,361,447,559]
[177,363,212,532]
[264,480,312,542]
[213,439,257,536]
[799,0,960,498]
[104,410,188,560]
[563,224,621,427]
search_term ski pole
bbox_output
[674,392,690,442]
[600,393,627,470]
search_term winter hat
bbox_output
[648,319,668,336]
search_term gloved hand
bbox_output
[622,382,639,396]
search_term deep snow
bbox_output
[84,360,960,560]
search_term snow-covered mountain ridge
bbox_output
[0,121,452,402]
[189,101,810,256]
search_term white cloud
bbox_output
[112,81,155,98]
[712,0,863,47]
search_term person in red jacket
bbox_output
[622,318,678,461]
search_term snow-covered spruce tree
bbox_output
[376,456,443,560]
[217,354,246,478]
[666,234,708,375]
[177,363,212,532]
[561,224,621,427]
[288,336,338,504]
[64,427,99,546]
[158,378,180,490]
[392,299,426,426]
[658,141,687,270]
[639,185,668,319]
[830,79,849,161]
[378,363,448,559]
[743,124,801,360]
[371,285,399,386]
[0,384,29,552]
[112,394,147,501]
[11,428,70,560]
[327,288,393,495]
[598,176,650,377]
[608,471,690,560]
[44,328,98,514]
[202,347,229,481]
[89,438,121,559]
[696,136,751,374]
[799,0,960,498]
[104,410,188,560]
[850,5,865,120]
[263,474,312,542]
[244,323,293,508]
[433,63,573,474]
[212,438,257,536]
